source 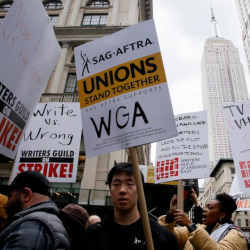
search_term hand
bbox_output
[170,194,177,212]
[173,209,192,227]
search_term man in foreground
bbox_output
[86,162,179,250]
[0,171,70,250]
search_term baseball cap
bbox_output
[8,171,51,196]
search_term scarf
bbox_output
[210,223,232,242]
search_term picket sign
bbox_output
[74,20,178,250]
[129,147,154,250]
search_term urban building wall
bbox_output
[234,0,250,73]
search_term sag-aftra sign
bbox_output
[74,20,177,158]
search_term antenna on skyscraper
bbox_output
[210,0,219,37]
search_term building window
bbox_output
[64,73,77,93]
[87,0,109,8]
[44,0,63,10]
[0,3,12,9]
[49,15,58,26]
[81,13,107,26]
[246,219,249,227]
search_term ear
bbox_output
[20,187,33,204]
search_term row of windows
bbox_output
[82,13,107,25]
[48,13,108,26]
[0,0,110,10]
[0,13,108,26]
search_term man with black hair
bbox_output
[0,171,70,250]
[86,162,179,250]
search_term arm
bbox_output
[158,214,189,249]
[189,227,248,250]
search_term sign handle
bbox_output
[129,147,155,250]
[177,180,184,210]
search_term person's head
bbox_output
[203,193,237,226]
[60,204,89,246]
[106,162,140,214]
[6,171,51,218]
[61,204,89,229]
[88,214,101,225]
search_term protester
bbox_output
[88,214,101,225]
[0,171,70,250]
[0,193,8,231]
[86,162,179,250]
[158,192,248,249]
[60,203,89,250]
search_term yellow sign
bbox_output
[77,52,166,108]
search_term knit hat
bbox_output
[8,171,50,196]
[61,204,89,228]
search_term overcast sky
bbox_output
[150,0,250,163]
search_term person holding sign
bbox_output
[86,162,179,250]
[158,193,248,249]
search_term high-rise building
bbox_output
[201,9,248,166]
[0,0,152,207]
[200,8,250,233]
[234,0,250,73]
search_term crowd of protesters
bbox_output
[0,163,248,250]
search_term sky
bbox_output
[150,0,250,163]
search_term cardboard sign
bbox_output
[0,0,61,159]
[74,19,177,158]
[12,103,82,183]
[224,101,250,195]
[155,111,209,183]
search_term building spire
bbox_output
[210,2,219,37]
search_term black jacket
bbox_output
[86,214,179,250]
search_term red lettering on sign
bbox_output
[156,157,179,180]
[0,117,23,151]
[239,161,250,188]
[60,164,67,178]
[48,163,59,177]
[17,162,73,179]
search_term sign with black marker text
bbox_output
[74,19,177,157]
[224,100,250,195]
[155,111,209,183]
[12,103,82,183]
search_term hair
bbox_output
[106,162,144,187]
[216,193,237,222]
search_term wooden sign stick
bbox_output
[177,180,184,210]
[129,147,155,250]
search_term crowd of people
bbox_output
[0,163,248,250]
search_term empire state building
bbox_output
[201,8,248,165]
